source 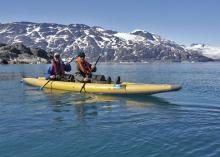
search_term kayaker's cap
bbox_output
[54,52,60,58]
[76,50,85,58]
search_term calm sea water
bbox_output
[0,62,220,157]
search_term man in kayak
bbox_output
[74,51,117,84]
[74,51,98,82]
[45,52,73,81]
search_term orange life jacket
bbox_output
[75,57,92,76]
[53,61,64,76]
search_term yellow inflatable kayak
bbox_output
[23,77,181,95]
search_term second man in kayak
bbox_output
[74,51,96,82]
[74,51,114,83]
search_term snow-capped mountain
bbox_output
[187,43,220,60]
[0,22,212,62]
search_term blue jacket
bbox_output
[45,62,71,80]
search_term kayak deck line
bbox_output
[23,77,182,95]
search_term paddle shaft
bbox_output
[67,56,75,64]
[80,82,86,93]
[94,55,101,66]
[40,79,51,90]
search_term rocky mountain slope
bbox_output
[0,42,51,64]
[0,22,213,63]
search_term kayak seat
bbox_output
[106,76,111,84]
[63,74,75,82]
[116,76,120,84]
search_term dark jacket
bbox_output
[45,61,71,80]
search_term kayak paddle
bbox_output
[40,79,51,90]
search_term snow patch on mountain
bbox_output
[187,44,220,60]
[114,32,145,42]
[95,27,105,32]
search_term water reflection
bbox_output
[41,88,177,119]
[43,89,174,106]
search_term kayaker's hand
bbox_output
[83,77,90,82]
[50,75,56,79]
[91,64,96,70]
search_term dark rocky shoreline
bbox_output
[0,42,214,65]
[0,43,52,64]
